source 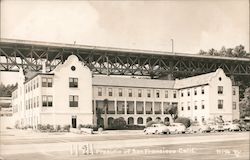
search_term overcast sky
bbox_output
[0,0,249,84]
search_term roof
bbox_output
[92,76,175,89]
[174,70,219,89]
[24,72,54,84]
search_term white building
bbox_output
[12,55,93,129]
[175,68,239,123]
[11,55,239,129]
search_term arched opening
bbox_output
[108,117,114,127]
[128,117,134,125]
[146,117,152,123]
[137,117,143,124]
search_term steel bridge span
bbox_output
[0,39,250,80]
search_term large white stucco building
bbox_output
[11,55,239,129]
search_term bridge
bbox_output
[1,39,250,80]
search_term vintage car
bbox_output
[186,123,211,133]
[223,122,240,131]
[166,123,186,134]
[144,123,170,134]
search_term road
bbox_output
[0,130,249,160]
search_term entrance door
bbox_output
[72,116,77,128]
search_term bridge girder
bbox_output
[0,40,250,79]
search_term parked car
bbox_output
[186,123,211,133]
[166,123,186,134]
[223,122,240,131]
[144,124,170,134]
[207,122,224,132]
[238,122,250,131]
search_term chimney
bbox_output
[42,61,46,73]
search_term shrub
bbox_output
[125,125,145,130]
[55,125,61,132]
[110,117,126,129]
[6,126,12,129]
[174,117,191,128]
[63,125,70,132]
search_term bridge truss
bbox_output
[1,39,250,80]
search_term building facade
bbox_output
[12,55,93,129]
[11,55,239,129]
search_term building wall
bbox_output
[232,86,240,120]
[178,85,210,123]
[209,69,233,122]
[93,85,177,128]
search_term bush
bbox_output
[6,126,12,129]
[110,117,126,129]
[174,117,191,128]
[125,125,145,130]
[78,124,95,129]
[63,125,70,132]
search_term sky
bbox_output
[0,0,249,85]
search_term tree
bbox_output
[239,87,250,118]
[174,117,191,128]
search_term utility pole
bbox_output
[171,39,174,54]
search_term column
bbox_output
[161,101,164,115]
[134,100,137,115]
[114,99,117,115]
[124,99,127,115]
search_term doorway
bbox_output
[72,116,77,128]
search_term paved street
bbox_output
[0,130,249,160]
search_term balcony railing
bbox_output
[154,111,162,114]
[146,111,153,114]
[127,111,134,114]
[117,110,125,114]
[136,111,144,114]
[107,110,115,114]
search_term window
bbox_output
[33,80,36,90]
[33,97,36,108]
[108,88,113,96]
[202,116,205,122]
[218,100,223,109]
[128,89,132,97]
[98,88,102,96]
[181,91,183,97]
[42,78,52,87]
[156,90,160,98]
[188,102,190,110]
[69,78,78,88]
[187,90,190,96]
[173,91,177,98]
[47,96,53,107]
[165,91,168,98]
[42,78,47,87]
[37,96,39,107]
[42,95,53,107]
[119,88,123,97]
[69,95,78,107]
[147,90,151,98]
[71,66,76,71]
[218,86,223,94]
[138,89,142,97]
[201,100,205,109]
[36,78,39,88]
[194,88,197,95]
[201,87,205,94]
[233,102,236,110]
[194,101,197,110]
[181,107,184,111]
[233,88,236,95]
